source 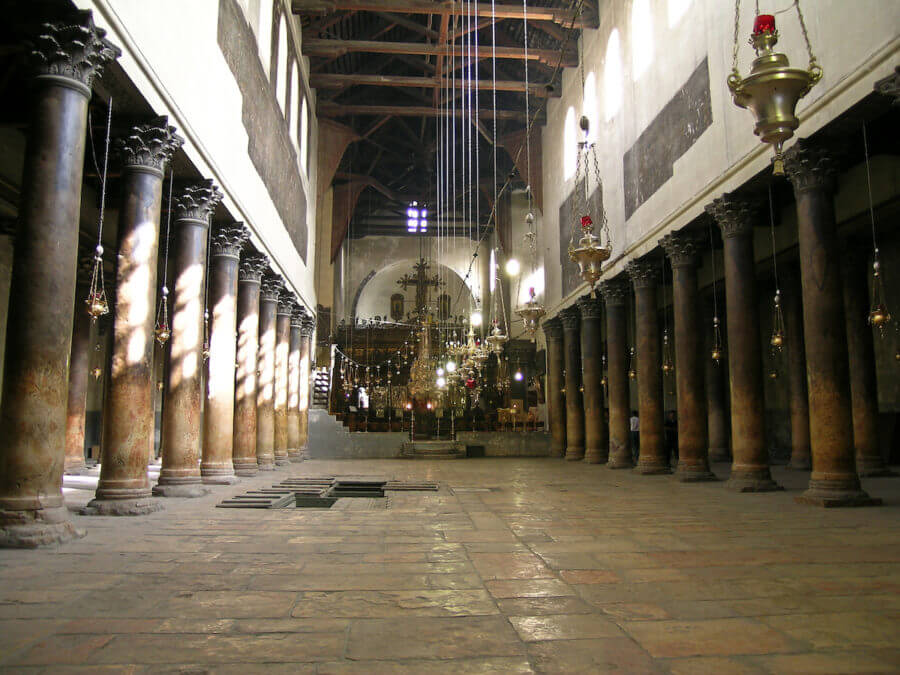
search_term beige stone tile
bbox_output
[317,657,535,674]
[750,651,900,674]
[57,619,162,634]
[485,578,575,598]
[622,617,799,658]
[664,656,765,674]
[527,637,663,673]
[0,619,67,660]
[559,569,621,584]
[290,590,498,618]
[469,553,554,580]
[152,591,298,619]
[509,613,626,641]
[496,596,595,616]
[8,635,113,666]
[759,611,900,650]
[598,602,672,621]
[345,616,524,660]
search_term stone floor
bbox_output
[1,457,899,673]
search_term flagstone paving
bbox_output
[1,457,899,673]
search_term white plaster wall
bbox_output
[78,0,318,312]
[541,0,900,313]
[355,260,473,322]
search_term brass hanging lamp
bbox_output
[862,123,892,337]
[85,97,113,323]
[155,169,175,346]
[727,2,823,175]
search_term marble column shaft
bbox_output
[256,273,284,470]
[706,195,780,492]
[782,267,811,470]
[841,248,893,477]
[785,142,878,506]
[627,260,670,474]
[201,223,249,484]
[0,15,118,546]
[64,267,93,475]
[155,180,223,497]
[287,310,303,461]
[577,295,608,463]
[542,318,566,457]
[274,296,294,466]
[560,306,585,461]
[661,233,715,481]
[600,278,633,469]
[232,253,268,476]
[90,119,182,515]
[298,317,315,458]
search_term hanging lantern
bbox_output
[711,316,724,363]
[485,320,508,354]
[770,289,785,350]
[154,286,171,345]
[85,245,109,322]
[662,329,674,375]
[727,7,822,175]
[201,309,210,361]
[91,366,103,381]
[568,117,612,288]
[515,287,546,338]
[628,347,637,380]
[868,251,892,336]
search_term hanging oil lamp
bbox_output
[711,315,724,363]
[868,251,892,337]
[201,309,210,361]
[662,329,674,375]
[770,289,785,350]
[154,286,171,346]
[515,287,546,338]
[85,245,109,322]
[628,347,637,380]
[600,354,608,388]
[727,6,822,175]
[91,366,102,381]
[485,319,508,355]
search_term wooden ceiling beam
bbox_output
[302,38,576,67]
[319,101,537,121]
[373,11,440,40]
[291,1,595,28]
[310,72,558,97]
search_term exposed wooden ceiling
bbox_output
[294,0,595,238]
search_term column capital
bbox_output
[174,179,223,223]
[705,194,757,239]
[660,231,701,268]
[626,259,659,289]
[290,306,307,329]
[260,273,285,302]
[783,139,840,194]
[115,116,183,174]
[30,11,120,93]
[542,316,564,341]
[576,294,603,320]
[211,222,250,258]
[277,294,297,317]
[874,65,900,105]
[301,317,317,337]
[559,305,581,332]
[599,277,630,306]
[238,252,268,282]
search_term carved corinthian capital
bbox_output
[576,294,603,321]
[559,305,581,332]
[874,66,900,106]
[278,293,297,316]
[705,194,757,239]
[239,253,269,283]
[599,277,630,306]
[542,316,564,341]
[30,11,120,91]
[211,222,250,258]
[260,273,285,302]
[115,116,183,174]
[783,139,840,195]
[660,231,701,268]
[174,180,223,223]
[301,317,317,337]
[290,306,307,329]
[626,260,659,289]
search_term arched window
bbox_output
[582,72,598,142]
[289,61,300,148]
[300,96,309,173]
[276,17,287,112]
[258,0,273,77]
[563,106,577,180]
[632,0,653,80]
[604,30,623,121]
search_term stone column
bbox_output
[542,317,566,457]
[706,195,780,492]
[232,253,268,476]
[781,266,811,470]
[704,302,730,462]
[0,14,118,546]
[200,223,249,484]
[299,316,315,459]
[256,273,284,470]
[287,308,304,462]
[64,257,94,475]
[274,295,294,466]
[87,119,182,515]
[841,247,894,476]
[783,142,879,505]
[559,306,585,461]
[661,233,716,481]
[600,278,633,469]
[154,181,223,497]
[577,294,608,464]
[627,260,670,475]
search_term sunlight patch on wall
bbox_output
[632,0,654,81]
[563,106,577,180]
[604,30,623,121]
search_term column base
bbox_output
[202,475,239,485]
[234,467,259,477]
[565,446,585,461]
[725,467,782,492]
[0,506,85,549]
[82,498,163,516]
[584,450,608,465]
[288,452,303,463]
[708,448,730,462]
[152,484,210,498]
[675,462,718,482]
[64,464,89,475]
[550,443,566,458]
[232,460,259,477]
[258,461,276,471]
[607,444,634,469]
[787,455,811,470]
[274,458,291,466]
[796,479,882,507]
[634,458,672,475]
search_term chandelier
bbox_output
[516,286,546,337]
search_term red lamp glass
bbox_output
[753,14,776,35]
